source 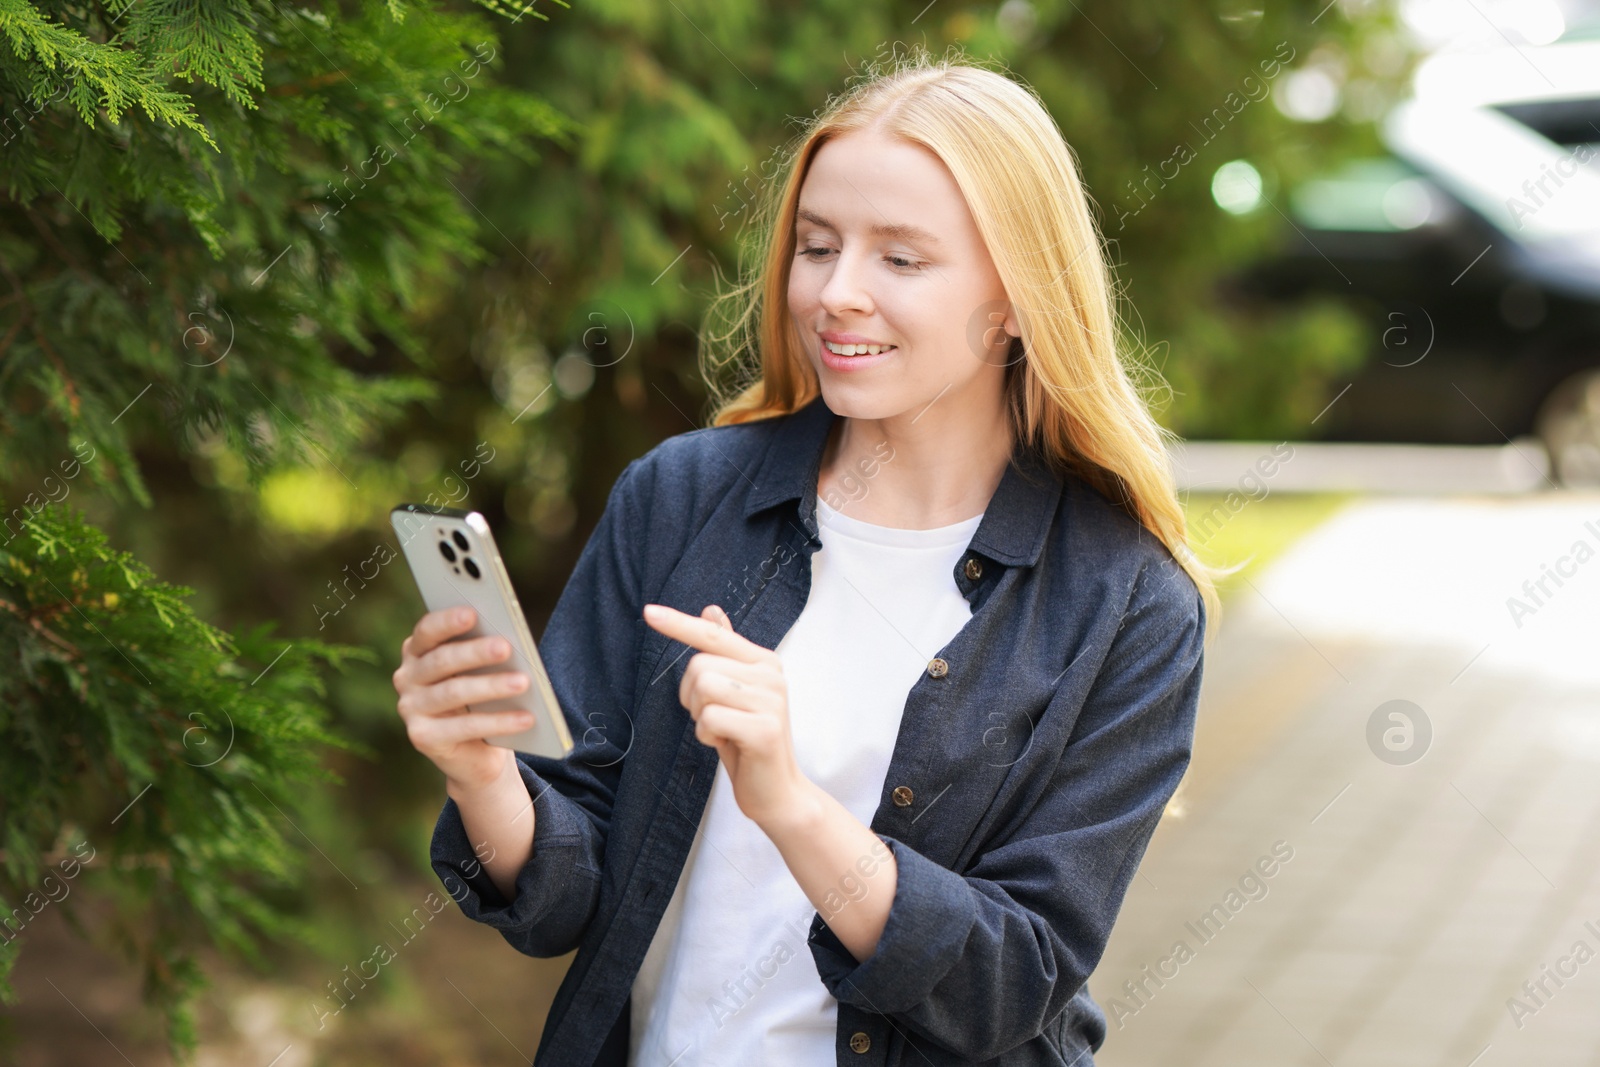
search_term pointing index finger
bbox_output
[643,603,764,662]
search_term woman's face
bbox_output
[786,129,1018,423]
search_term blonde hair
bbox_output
[697,47,1222,638]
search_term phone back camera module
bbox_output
[452,530,470,551]
[463,557,481,579]
[438,540,457,563]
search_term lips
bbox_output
[816,334,897,371]
[825,343,902,356]
[818,334,897,356]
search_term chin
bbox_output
[814,381,912,422]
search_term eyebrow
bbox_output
[794,207,942,248]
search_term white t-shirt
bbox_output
[629,493,984,1066]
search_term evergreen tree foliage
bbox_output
[1,501,359,1050]
[1,0,575,1053]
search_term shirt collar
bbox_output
[741,392,1063,568]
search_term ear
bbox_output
[1001,298,1023,342]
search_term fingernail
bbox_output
[455,607,472,624]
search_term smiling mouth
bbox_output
[821,339,897,356]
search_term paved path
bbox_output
[1092,491,1600,1067]
[1169,440,1553,494]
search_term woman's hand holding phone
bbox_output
[392,606,537,792]
[393,606,542,901]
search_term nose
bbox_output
[817,246,875,318]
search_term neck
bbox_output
[818,406,1013,530]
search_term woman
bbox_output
[392,52,1219,1067]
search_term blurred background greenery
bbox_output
[1,0,1422,1061]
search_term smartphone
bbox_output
[389,504,573,760]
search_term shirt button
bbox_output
[892,785,914,807]
[927,657,948,678]
[964,557,983,581]
[849,1031,872,1054]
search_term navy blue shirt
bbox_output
[430,392,1206,1066]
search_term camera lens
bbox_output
[439,540,457,563]
[463,557,481,579]
[452,530,470,551]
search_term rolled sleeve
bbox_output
[430,756,603,956]
[806,559,1207,1061]
[807,835,977,1008]
[427,455,655,959]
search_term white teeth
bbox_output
[823,340,895,356]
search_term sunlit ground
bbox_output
[1181,491,1358,600]
[1100,490,1600,1066]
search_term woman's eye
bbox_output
[800,244,928,271]
[796,246,923,271]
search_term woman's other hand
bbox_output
[642,602,817,833]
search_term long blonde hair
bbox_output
[697,48,1222,637]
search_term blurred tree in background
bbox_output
[0,0,1414,1059]
[0,0,574,1054]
